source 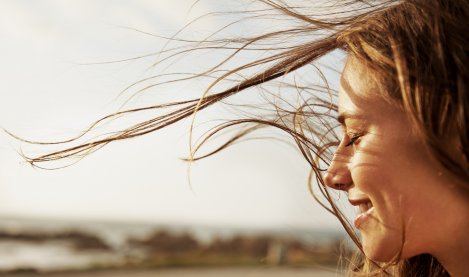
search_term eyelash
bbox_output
[345,133,362,147]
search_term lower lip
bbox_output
[354,207,375,228]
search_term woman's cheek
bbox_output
[351,152,395,212]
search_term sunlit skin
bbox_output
[324,56,469,275]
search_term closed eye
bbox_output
[345,133,361,147]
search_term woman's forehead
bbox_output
[341,56,380,96]
[338,56,396,120]
[339,59,374,109]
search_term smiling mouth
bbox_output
[354,201,374,229]
[359,201,373,213]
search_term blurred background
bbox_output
[0,0,351,276]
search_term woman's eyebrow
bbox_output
[337,112,363,126]
[337,113,347,125]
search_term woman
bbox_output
[22,0,468,275]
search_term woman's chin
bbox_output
[361,229,403,262]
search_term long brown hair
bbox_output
[16,0,468,275]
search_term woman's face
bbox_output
[324,56,453,262]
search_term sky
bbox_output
[0,0,349,231]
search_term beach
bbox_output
[2,267,343,277]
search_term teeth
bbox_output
[359,202,373,213]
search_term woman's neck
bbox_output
[432,191,469,277]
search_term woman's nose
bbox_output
[323,151,353,191]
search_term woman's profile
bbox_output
[18,0,469,276]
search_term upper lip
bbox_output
[348,198,371,206]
